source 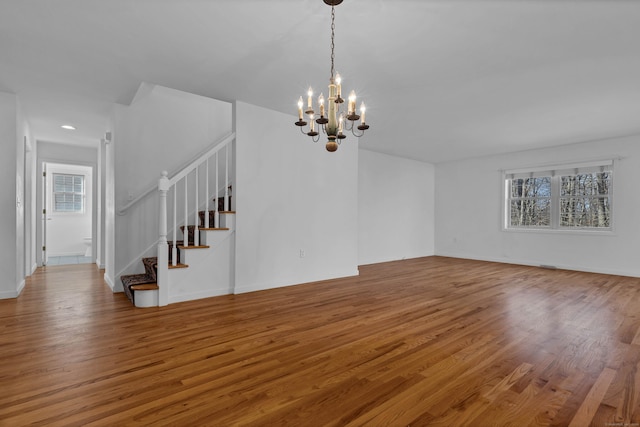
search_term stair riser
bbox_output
[134,289,158,307]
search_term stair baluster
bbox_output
[204,158,210,229]
[214,151,219,228]
[194,166,199,246]
[172,185,177,266]
[183,177,189,248]
[224,145,230,211]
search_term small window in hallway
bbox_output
[53,173,84,213]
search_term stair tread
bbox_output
[130,283,158,291]
[219,211,236,214]
[177,245,210,250]
[168,263,189,269]
[121,273,155,285]
[200,227,230,231]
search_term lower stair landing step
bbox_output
[121,273,155,305]
[130,283,158,291]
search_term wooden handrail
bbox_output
[117,132,235,215]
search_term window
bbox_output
[53,173,85,213]
[509,176,551,227]
[504,161,613,231]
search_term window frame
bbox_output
[52,173,86,214]
[502,160,615,234]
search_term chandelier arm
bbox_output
[312,133,320,143]
[351,127,364,138]
[299,126,308,135]
[344,118,353,131]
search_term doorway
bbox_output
[42,162,94,266]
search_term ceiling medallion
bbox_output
[295,0,370,152]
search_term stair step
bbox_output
[121,204,236,307]
[142,257,158,281]
[130,283,158,291]
[120,273,155,304]
[168,263,189,269]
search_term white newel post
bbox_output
[158,170,170,306]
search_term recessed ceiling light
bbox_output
[61,125,76,130]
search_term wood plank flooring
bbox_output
[1,256,640,426]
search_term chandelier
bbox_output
[295,0,370,152]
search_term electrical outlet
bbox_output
[299,249,305,258]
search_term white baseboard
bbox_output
[358,252,437,267]
[104,273,115,291]
[434,251,640,278]
[234,268,360,295]
[16,279,26,297]
[0,290,18,299]
[169,288,233,304]
[31,263,38,275]
[0,279,25,299]
[49,251,85,257]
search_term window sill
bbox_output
[502,227,615,236]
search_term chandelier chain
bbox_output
[330,5,336,80]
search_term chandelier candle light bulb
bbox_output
[298,97,304,120]
[319,93,325,117]
[348,91,356,115]
[306,87,314,114]
[293,0,370,152]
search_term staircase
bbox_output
[117,132,236,308]
[120,200,233,307]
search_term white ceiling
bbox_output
[1,0,639,163]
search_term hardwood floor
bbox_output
[1,257,640,426]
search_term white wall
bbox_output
[45,163,93,257]
[15,99,27,290]
[23,124,37,276]
[104,123,116,290]
[234,101,359,294]
[112,83,232,289]
[0,92,18,299]
[358,149,435,265]
[435,134,640,277]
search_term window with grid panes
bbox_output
[53,173,85,213]
[504,161,613,231]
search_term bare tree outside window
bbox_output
[505,164,612,231]
[509,177,551,227]
[560,172,611,228]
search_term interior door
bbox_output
[41,163,48,266]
